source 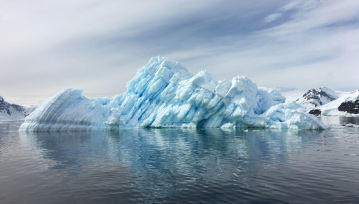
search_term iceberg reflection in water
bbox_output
[2,124,359,203]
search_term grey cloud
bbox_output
[1,0,358,105]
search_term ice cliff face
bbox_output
[21,57,325,131]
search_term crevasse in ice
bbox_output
[20,57,326,131]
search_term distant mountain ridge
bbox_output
[296,87,338,109]
[295,88,359,116]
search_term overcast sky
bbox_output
[1,0,359,105]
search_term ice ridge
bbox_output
[20,57,326,131]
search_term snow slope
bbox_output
[296,87,338,111]
[320,90,359,116]
[0,96,31,121]
[20,57,325,131]
[279,88,304,103]
[291,87,359,116]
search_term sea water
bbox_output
[1,118,359,203]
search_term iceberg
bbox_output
[20,57,325,131]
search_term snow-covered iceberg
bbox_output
[20,57,325,131]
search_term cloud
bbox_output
[1,0,359,105]
[264,13,282,23]
[280,1,301,11]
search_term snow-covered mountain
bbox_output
[338,96,359,114]
[0,96,32,121]
[320,90,359,116]
[296,87,338,110]
[20,57,325,131]
[293,87,359,116]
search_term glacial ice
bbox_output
[20,57,326,131]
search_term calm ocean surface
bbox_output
[1,118,359,203]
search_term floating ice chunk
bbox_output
[20,89,111,131]
[263,102,327,129]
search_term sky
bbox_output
[1,0,359,105]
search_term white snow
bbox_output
[280,88,305,103]
[320,90,359,116]
[283,87,359,117]
[20,57,326,131]
[0,96,31,121]
[295,87,338,111]
[0,109,25,121]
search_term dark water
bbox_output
[1,120,359,204]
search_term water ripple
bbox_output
[1,122,359,203]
